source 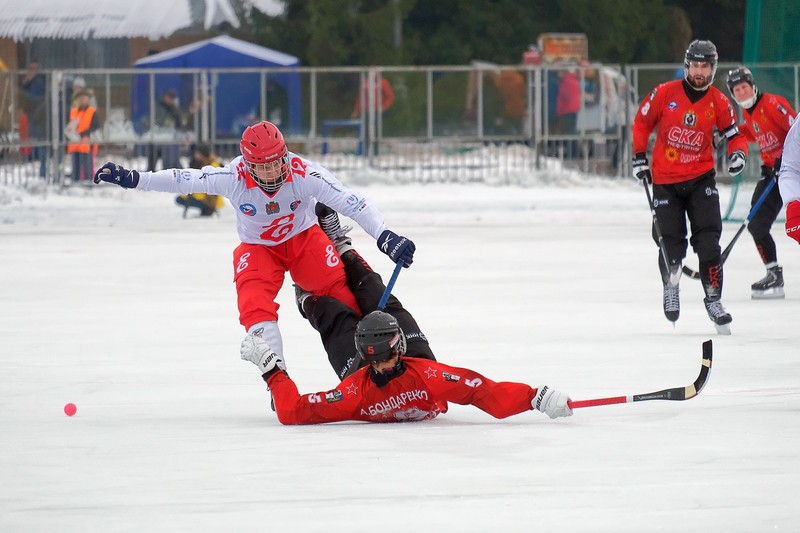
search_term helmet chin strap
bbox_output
[736,90,758,109]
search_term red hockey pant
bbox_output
[233,225,359,329]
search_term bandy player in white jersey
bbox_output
[93,121,416,369]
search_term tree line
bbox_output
[238,0,746,66]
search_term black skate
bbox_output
[751,266,784,299]
[660,263,681,323]
[294,283,312,319]
[662,282,680,323]
[315,202,353,254]
[703,297,732,335]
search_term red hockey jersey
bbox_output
[632,79,748,185]
[737,94,796,167]
[266,357,538,424]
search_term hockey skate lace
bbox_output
[663,285,680,312]
[705,299,727,318]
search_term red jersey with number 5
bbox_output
[266,357,538,424]
[738,93,796,167]
[633,79,748,185]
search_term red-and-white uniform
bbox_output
[633,79,748,183]
[137,153,387,329]
[266,357,538,424]
[738,94,796,167]
[781,119,800,204]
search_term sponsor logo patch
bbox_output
[325,390,343,403]
[240,203,257,216]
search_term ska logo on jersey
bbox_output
[266,202,280,214]
[240,203,257,216]
[705,107,715,120]
[683,110,697,127]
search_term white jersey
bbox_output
[137,152,388,245]
[780,118,800,205]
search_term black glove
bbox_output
[761,165,775,182]
[93,162,140,189]
[773,157,782,183]
[727,150,746,176]
[378,229,416,267]
[632,152,652,185]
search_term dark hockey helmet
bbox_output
[355,310,407,363]
[726,67,758,108]
[684,39,718,90]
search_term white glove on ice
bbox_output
[240,334,286,377]
[533,385,573,419]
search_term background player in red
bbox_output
[632,39,748,334]
[240,310,572,424]
[93,121,415,371]
[726,67,796,299]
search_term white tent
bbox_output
[0,0,283,41]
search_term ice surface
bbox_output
[1,174,799,531]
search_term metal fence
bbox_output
[3,62,798,187]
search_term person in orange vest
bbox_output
[66,90,100,182]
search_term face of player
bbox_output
[687,61,714,89]
[732,82,755,104]
[247,159,285,188]
[370,353,400,375]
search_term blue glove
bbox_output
[378,229,415,267]
[93,162,140,189]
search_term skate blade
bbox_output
[714,323,731,335]
[751,287,785,299]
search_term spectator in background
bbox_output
[70,77,97,109]
[557,68,581,157]
[352,70,395,118]
[19,59,47,177]
[66,90,100,183]
[463,61,528,135]
[148,89,184,170]
[175,143,225,218]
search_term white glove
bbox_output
[240,334,286,377]
[727,150,746,176]
[632,152,652,185]
[533,385,573,419]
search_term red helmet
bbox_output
[239,121,289,194]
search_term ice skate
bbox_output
[662,282,680,323]
[315,202,353,255]
[660,263,681,323]
[751,266,784,299]
[294,284,312,319]
[703,297,732,335]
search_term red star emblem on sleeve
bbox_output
[424,366,438,379]
[346,383,359,396]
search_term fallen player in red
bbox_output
[240,310,572,424]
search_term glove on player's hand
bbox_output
[93,162,140,189]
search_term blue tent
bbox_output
[132,35,302,136]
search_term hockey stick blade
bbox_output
[567,340,713,409]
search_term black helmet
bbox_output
[726,67,758,108]
[355,310,407,363]
[684,39,718,90]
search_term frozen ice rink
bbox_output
[1,169,799,531]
